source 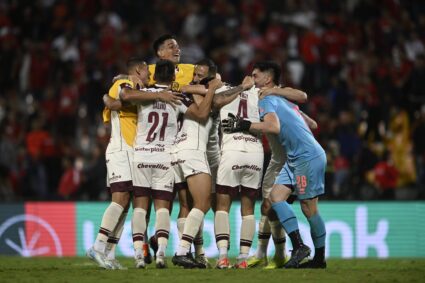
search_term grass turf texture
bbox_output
[0,257,424,283]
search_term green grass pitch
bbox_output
[1,257,424,283]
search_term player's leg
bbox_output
[173,172,211,268]
[265,203,288,269]
[88,191,126,269]
[149,160,175,268]
[214,191,232,268]
[297,154,327,269]
[176,183,190,239]
[153,198,171,269]
[104,198,130,270]
[87,151,131,269]
[249,154,281,267]
[132,195,149,268]
[270,165,310,268]
[144,197,153,264]
[234,192,256,269]
[264,165,295,269]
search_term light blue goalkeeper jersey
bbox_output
[258,95,325,167]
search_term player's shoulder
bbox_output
[112,79,133,89]
[177,63,195,72]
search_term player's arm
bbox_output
[300,110,318,130]
[103,94,122,110]
[184,78,222,123]
[180,84,207,96]
[120,88,182,106]
[260,87,308,103]
[213,76,254,110]
[222,112,280,135]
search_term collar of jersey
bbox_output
[154,84,169,89]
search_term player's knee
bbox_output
[300,199,318,218]
[261,199,271,215]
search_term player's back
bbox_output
[134,86,187,160]
[259,95,324,166]
[219,86,263,153]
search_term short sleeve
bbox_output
[109,79,133,99]
[258,96,277,120]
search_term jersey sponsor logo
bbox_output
[137,163,169,170]
[109,172,122,181]
[134,146,166,153]
[231,164,261,171]
[232,134,259,143]
[171,159,186,166]
[174,133,187,144]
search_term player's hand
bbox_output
[112,74,129,83]
[129,75,145,89]
[208,78,223,90]
[241,76,254,90]
[221,113,252,133]
[158,90,182,107]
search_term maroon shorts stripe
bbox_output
[240,185,259,200]
[174,182,188,191]
[110,180,133,193]
[216,184,239,198]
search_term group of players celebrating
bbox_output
[86,34,327,270]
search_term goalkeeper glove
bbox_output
[222,113,252,133]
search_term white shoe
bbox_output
[87,247,109,269]
[105,258,127,270]
[135,252,146,269]
[156,252,167,269]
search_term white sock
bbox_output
[256,215,271,258]
[94,202,124,253]
[132,208,147,250]
[177,208,204,255]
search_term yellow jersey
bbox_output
[103,79,138,151]
[148,63,195,88]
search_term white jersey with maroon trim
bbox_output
[134,85,188,162]
[172,93,212,152]
[219,86,263,153]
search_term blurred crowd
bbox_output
[0,0,424,201]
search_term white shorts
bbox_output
[132,157,174,201]
[262,156,285,199]
[216,151,263,198]
[106,150,134,192]
[173,150,211,184]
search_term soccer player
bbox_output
[87,57,150,269]
[121,59,219,268]
[222,61,327,269]
[146,34,208,259]
[212,73,260,269]
[172,58,219,268]
[170,75,226,269]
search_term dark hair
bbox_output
[195,58,217,78]
[154,59,175,83]
[126,57,146,71]
[153,34,176,56]
[252,61,281,85]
